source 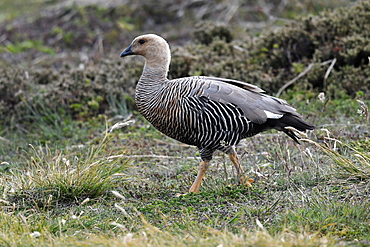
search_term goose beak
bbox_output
[120,44,134,57]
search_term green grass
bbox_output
[1,97,369,246]
[280,199,370,240]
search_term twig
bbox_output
[0,136,10,143]
[276,63,314,97]
[276,59,335,97]
[107,119,135,133]
[323,58,337,89]
[284,126,309,139]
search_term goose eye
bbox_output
[138,39,146,44]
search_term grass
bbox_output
[0,215,343,247]
[0,0,369,246]
[303,135,370,180]
[1,95,369,246]
[2,133,130,209]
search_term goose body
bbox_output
[120,34,314,193]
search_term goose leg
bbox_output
[189,161,210,193]
[229,150,253,187]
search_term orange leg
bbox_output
[189,161,210,193]
[229,150,253,187]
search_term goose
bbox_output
[120,34,314,193]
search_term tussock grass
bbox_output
[302,131,370,181]
[1,133,131,208]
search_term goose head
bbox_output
[120,34,171,77]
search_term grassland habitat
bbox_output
[0,0,369,246]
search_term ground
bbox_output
[0,0,369,246]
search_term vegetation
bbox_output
[0,0,369,246]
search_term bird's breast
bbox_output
[134,81,202,146]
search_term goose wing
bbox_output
[202,76,265,93]
[197,76,299,124]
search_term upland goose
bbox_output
[120,34,314,193]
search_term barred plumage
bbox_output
[120,34,314,193]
